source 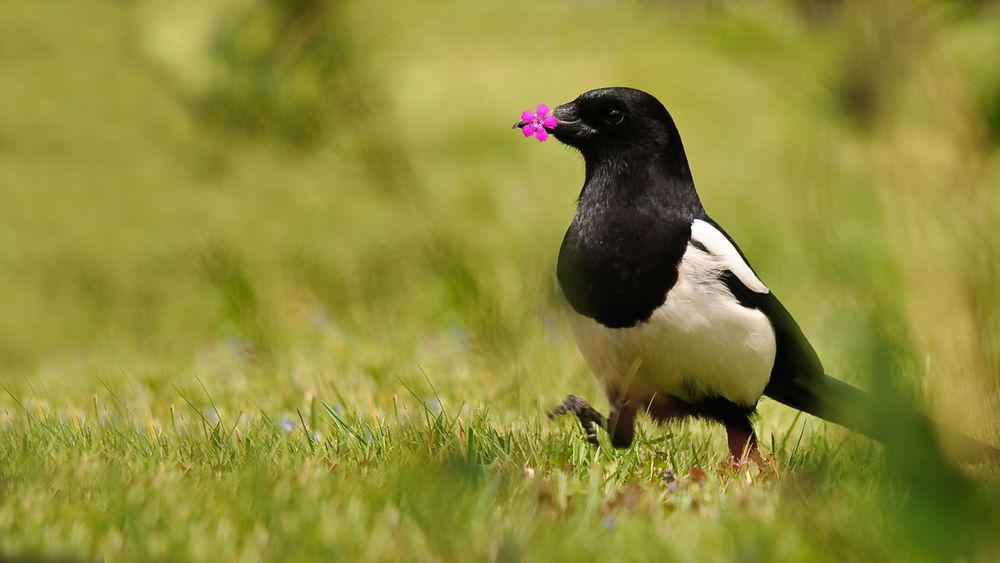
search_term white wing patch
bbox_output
[690,219,769,294]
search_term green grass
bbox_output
[3,389,1000,561]
[2,0,1000,560]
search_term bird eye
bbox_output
[605,109,624,125]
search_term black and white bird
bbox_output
[516,86,997,460]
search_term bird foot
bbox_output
[548,395,607,445]
[717,452,781,481]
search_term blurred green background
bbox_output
[2,0,1000,561]
[3,0,999,430]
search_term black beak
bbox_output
[550,102,595,143]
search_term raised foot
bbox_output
[548,395,607,445]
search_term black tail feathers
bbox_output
[765,373,1000,460]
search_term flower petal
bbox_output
[536,104,549,116]
[536,128,548,141]
[521,110,534,122]
[542,116,558,129]
[522,124,536,137]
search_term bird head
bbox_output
[518,87,682,163]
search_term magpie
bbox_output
[516,86,998,461]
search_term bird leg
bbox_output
[607,402,637,449]
[721,419,781,478]
[724,418,760,463]
[548,395,606,445]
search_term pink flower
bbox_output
[518,104,558,142]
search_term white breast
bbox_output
[567,221,777,407]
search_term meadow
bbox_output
[2,0,1000,561]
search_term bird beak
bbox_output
[512,101,595,142]
[550,102,595,143]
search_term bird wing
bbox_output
[695,218,875,427]
[693,217,825,385]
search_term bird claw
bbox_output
[548,395,607,445]
[717,452,781,481]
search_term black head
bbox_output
[534,87,685,165]
[516,87,702,216]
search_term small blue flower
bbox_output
[308,305,330,327]
[202,408,221,426]
[668,481,679,493]
[279,416,296,434]
[226,336,251,363]
[447,326,472,353]
[663,469,675,482]
[425,397,443,415]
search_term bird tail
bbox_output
[765,373,1000,460]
